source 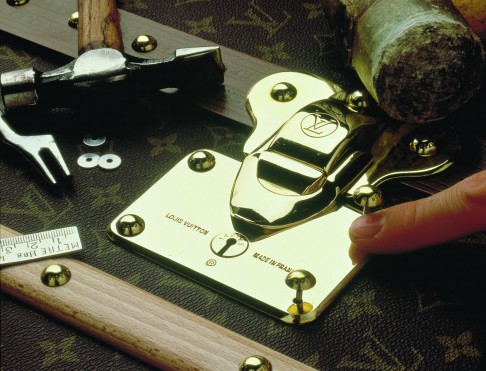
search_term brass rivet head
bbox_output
[410,137,438,157]
[353,185,383,209]
[285,270,316,291]
[270,82,297,102]
[132,35,158,53]
[7,0,29,6]
[240,355,272,371]
[41,264,71,287]
[285,270,316,315]
[68,11,79,29]
[116,214,145,237]
[346,90,370,112]
[188,150,216,172]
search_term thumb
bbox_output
[349,170,486,256]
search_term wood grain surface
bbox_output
[0,225,314,371]
[78,0,123,53]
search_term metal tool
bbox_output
[0,0,275,127]
[0,113,71,185]
[109,72,460,324]
[0,0,224,111]
[0,46,224,110]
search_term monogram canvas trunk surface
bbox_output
[1,0,485,370]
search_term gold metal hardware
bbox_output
[346,90,371,112]
[210,232,249,258]
[240,355,272,371]
[285,270,316,315]
[410,136,438,157]
[270,82,297,102]
[41,264,71,287]
[109,150,360,324]
[116,214,145,237]
[353,185,383,214]
[109,72,459,324]
[68,11,79,29]
[187,150,216,172]
[7,0,29,6]
[132,35,158,53]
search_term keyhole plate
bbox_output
[211,233,249,258]
[109,150,362,324]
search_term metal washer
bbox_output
[77,153,99,169]
[98,154,121,170]
[83,134,106,147]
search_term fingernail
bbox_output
[349,244,366,265]
[350,212,385,240]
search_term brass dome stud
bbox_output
[285,269,316,315]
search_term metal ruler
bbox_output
[0,226,82,266]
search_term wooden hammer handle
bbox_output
[0,225,314,370]
[78,0,123,53]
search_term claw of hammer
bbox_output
[0,114,71,185]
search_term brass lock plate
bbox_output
[109,150,362,324]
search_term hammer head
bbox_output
[0,46,225,111]
[0,67,39,109]
[171,46,225,90]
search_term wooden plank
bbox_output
[0,225,314,371]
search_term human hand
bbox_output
[349,170,486,262]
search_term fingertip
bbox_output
[347,170,486,256]
[349,213,386,241]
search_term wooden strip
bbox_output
[0,225,314,371]
[0,0,286,127]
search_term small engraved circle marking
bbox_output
[206,259,217,266]
[210,232,249,258]
[300,113,339,138]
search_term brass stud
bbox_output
[270,82,297,102]
[132,35,158,53]
[285,270,316,315]
[7,0,29,6]
[41,264,72,287]
[346,90,370,112]
[353,185,383,214]
[116,214,145,237]
[188,150,216,172]
[68,11,79,29]
[240,355,272,371]
[410,136,438,157]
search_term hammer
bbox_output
[322,0,485,124]
[0,0,225,110]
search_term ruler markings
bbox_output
[0,227,82,266]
